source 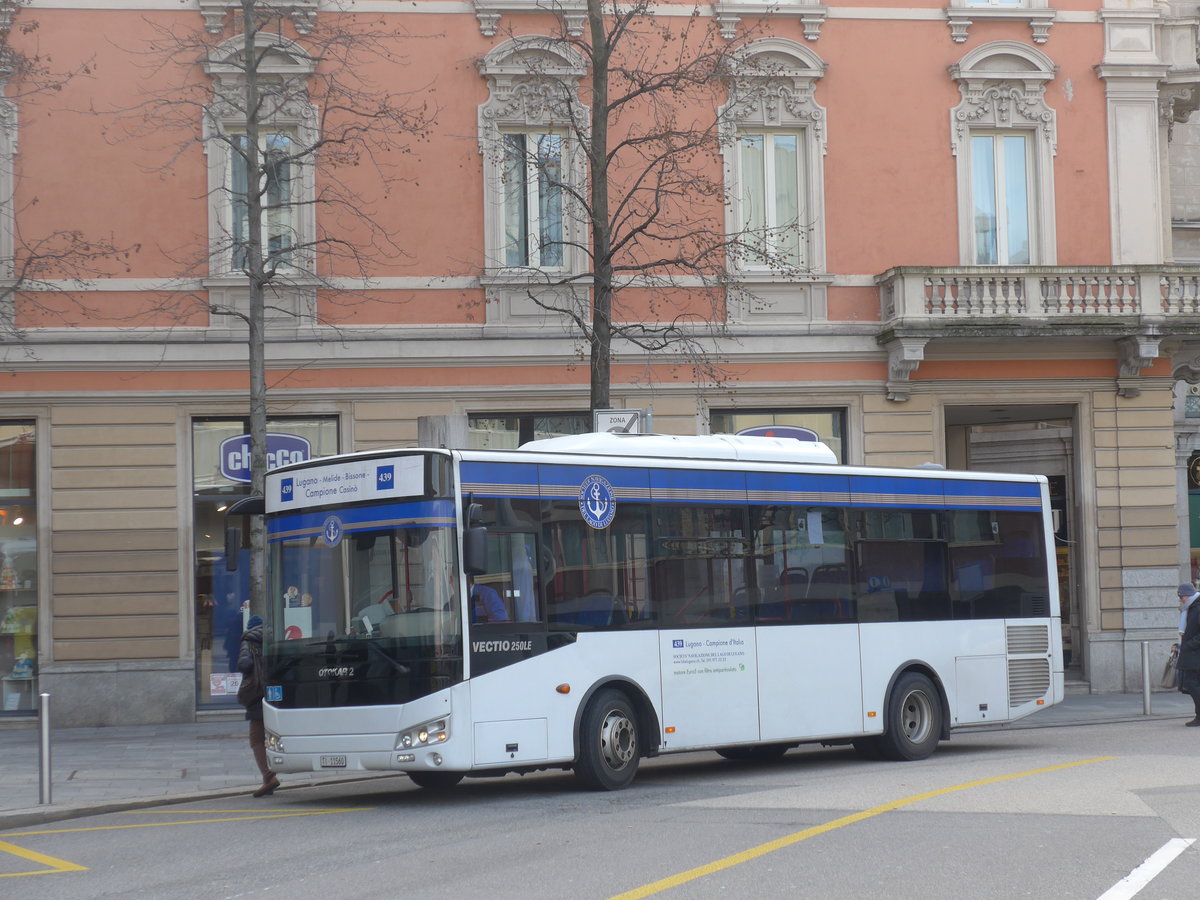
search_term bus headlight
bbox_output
[396,718,449,750]
[266,731,285,753]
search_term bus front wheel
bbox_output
[575,688,640,791]
[409,771,464,791]
[877,672,942,761]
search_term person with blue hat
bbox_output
[237,614,279,795]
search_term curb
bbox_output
[0,772,404,833]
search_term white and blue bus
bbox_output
[254,432,1063,790]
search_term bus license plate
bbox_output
[320,755,347,768]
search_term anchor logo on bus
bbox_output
[322,515,344,548]
[579,475,616,529]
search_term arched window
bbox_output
[202,33,317,279]
[720,39,827,278]
[477,36,588,277]
[950,41,1058,266]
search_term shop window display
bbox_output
[193,418,337,708]
[0,423,37,714]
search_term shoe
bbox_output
[253,775,280,797]
[1186,719,1200,727]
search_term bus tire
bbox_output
[878,672,942,761]
[409,771,464,791]
[716,743,790,762]
[575,688,640,791]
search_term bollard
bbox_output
[1141,642,1152,716]
[38,691,51,805]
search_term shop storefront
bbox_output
[192,417,338,710]
[0,422,37,715]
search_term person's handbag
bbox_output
[1162,644,1180,689]
[237,644,264,706]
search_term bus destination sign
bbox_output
[268,455,425,512]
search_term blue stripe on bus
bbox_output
[649,467,745,502]
[267,499,456,542]
[458,461,1042,512]
[941,478,1042,510]
[537,464,651,500]
[460,462,540,497]
[745,471,852,505]
[850,476,945,508]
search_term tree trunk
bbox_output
[242,0,268,617]
[588,0,611,413]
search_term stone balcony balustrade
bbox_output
[874,265,1200,401]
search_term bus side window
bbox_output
[475,532,540,623]
[475,499,542,624]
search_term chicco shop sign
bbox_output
[220,433,312,484]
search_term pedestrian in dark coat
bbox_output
[1177,585,1200,727]
[238,615,280,796]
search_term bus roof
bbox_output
[521,432,839,465]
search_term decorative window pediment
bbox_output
[721,41,828,150]
[949,42,1057,155]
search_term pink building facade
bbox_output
[2,0,1200,724]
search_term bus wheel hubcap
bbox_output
[600,711,635,769]
[901,691,932,743]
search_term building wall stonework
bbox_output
[1092,386,1183,689]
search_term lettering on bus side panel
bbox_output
[469,632,576,677]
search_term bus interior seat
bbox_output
[780,567,808,588]
[803,564,853,621]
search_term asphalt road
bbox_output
[2,717,1198,899]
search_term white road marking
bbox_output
[1097,838,1195,900]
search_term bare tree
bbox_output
[110,0,433,613]
[480,1,804,412]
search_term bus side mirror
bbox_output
[464,526,487,576]
[225,526,241,572]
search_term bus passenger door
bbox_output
[659,628,760,749]
[756,625,863,741]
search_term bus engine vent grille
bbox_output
[1008,658,1050,707]
[1007,624,1049,655]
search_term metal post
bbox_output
[38,691,51,805]
[1141,642,1152,716]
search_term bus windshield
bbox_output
[264,500,463,707]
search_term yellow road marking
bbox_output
[1,807,371,838]
[119,809,302,814]
[0,839,88,878]
[609,756,1116,900]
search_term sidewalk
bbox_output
[0,692,1194,831]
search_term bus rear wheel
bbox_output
[409,771,464,791]
[575,688,640,791]
[877,672,942,761]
